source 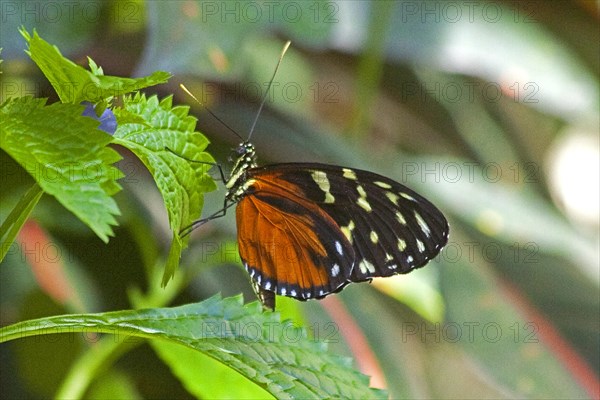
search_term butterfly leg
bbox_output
[180,199,237,237]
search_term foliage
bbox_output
[0,295,384,399]
[0,28,380,399]
[1,1,598,399]
[1,97,122,244]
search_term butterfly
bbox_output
[182,42,449,310]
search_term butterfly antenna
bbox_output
[180,83,245,141]
[247,40,291,142]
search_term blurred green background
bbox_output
[1,0,598,398]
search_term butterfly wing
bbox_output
[236,176,355,302]
[248,163,449,282]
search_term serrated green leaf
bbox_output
[87,57,103,76]
[0,97,122,242]
[0,295,385,399]
[112,93,217,284]
[20,28,170,104]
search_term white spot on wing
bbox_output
[416,239,425,253]
[281,288,287,296]
[414,211,432,237]
[343,168,357,180]
[398,239,406,251]
[335,241,343,255]
[386,192,400,205]
[356,185,372,212]
[375,181,392,189]
[341,220,355,243]
[396,211,406,225]
[370,231,379,244]
[290,290,297,297]
[331,263,340,277]
[357,197,372,212]
[357,185,367,198]
[311,170,335,203]
[400,192,416,201]
[358,259,376,274]
[265,281,271,290]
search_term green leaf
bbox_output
[0,295,385,399]
[0,97,122,242]
[20,28,170,104]
[0,183,43,262]
[112,93,217,284]
[151,340,273,399]
[440,247,589,399]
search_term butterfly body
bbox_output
[224,141,449,309]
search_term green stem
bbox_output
[53,334,141,400]
[0,182,44,262]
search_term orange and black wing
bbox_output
[246,163,449,284]
[236,176,355,302]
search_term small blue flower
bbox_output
[82,102,117,135]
